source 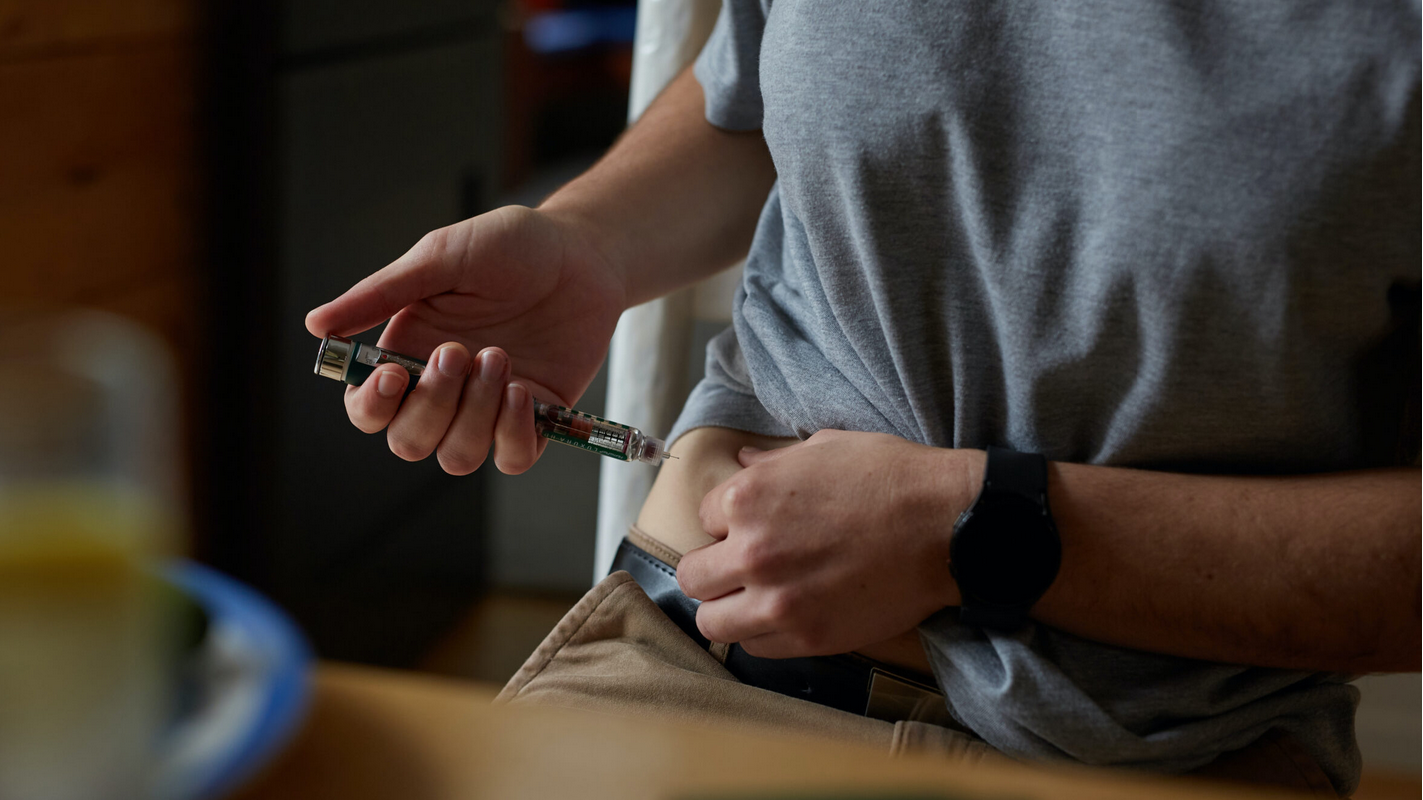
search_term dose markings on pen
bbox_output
[540,430,634,461]
[536,404,633,458]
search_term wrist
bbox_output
[536,199,633,313]
[915,445,986,609]
[928,445,985,526]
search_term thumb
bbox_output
[306,235,459,338]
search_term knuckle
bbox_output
[763,590,797,626]
[345,398,388,434]
[495,451,534,476]
[724,479,761,516]
[738,535,775,578]
[347,406,383,434]
[675,565,697,597]
[414,227,448,256]
[388,431,432,462]
[491,204,536,234]
[437,443,485,476]
[479,206,528,249]
[695,610,728,644]
[353,418,385,435]
[698,493,719,527]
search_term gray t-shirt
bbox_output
[671,0,1420,793]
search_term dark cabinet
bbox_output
[205,0,501,665]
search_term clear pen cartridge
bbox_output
[314,334,672,464]
[532,400,668,463]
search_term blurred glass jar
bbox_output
[0,310,182,800]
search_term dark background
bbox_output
[202,0,639,665]
[0,0,637,667]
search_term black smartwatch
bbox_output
[949,446,1061,630]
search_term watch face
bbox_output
[952,491,1061,606]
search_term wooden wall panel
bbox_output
[0,43,196,310]
[0,0,191,58]
[0,0,200,504]
[91,273,195,353]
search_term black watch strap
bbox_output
[959,602,1033,630]
[954,446,1056,631]
[983,445,1047,503]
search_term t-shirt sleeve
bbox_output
[693,0,768,130]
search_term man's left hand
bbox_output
[676,429,984,658]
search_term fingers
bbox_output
[343,364,410,433]
[349,344,540,475]
[736,442,800,467]
[340,340,551,476]
[699,477,745,539]
[677,542,745,601]
[386,343,471,461]
[492,382,544,474]
[737,632,805,659]
[305,230,458,338]
[696,585,827,657]
[693,589,775,645]
[435,348,508,475]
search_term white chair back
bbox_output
[594,0,732,581]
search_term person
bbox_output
[306,1,1420,795]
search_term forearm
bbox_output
[679,429,1419,669]
[1025,461,1422,672]
[540,66,776,307]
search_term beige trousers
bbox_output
[496,569,999,761]
[496,568,1340,797]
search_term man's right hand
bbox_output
[305,205,626,476]
[306,66,774,478]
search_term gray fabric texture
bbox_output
[669,0,1421,794]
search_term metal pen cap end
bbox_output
[314,334,354,382]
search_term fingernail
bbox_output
[437,345,470,378]
[479,350,502,383]
[505,383,527,409]
[376,370,403,398]
[740,446,763,455]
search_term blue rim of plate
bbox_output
[159,560,313,799]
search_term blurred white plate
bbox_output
[154,561,312,800]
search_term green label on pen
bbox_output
[541,431,632,461]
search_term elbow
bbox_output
[1382,528,1422,670]
[1405,576,1423,670]
[1342,564,1420,673]
[1350,512,1421,672]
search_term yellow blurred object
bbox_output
[0,488,175,800]
[0,310,182,800]
[0,484,171,573]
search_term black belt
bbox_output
[610,538,942,720]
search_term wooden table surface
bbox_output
[231,663,1315,800]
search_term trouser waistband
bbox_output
[609,537,943,721]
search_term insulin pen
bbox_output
[314,334,673,464]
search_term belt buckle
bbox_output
[864,667,943,722]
